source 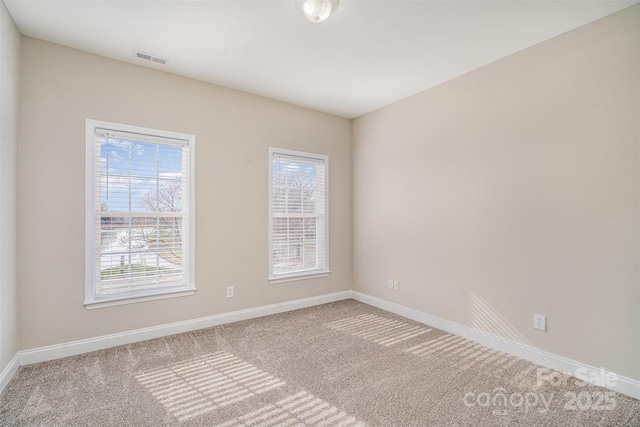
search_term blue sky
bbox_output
[100,137,183,213]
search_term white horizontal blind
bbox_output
[271,150,327,278]
[92,127,190,297]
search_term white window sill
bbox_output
[85,287,196,310]
[269,270,331,285]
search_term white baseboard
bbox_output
[20,290,352,366]
[0,353,20,394]
[6,290,639,402]
[351,291,640,400]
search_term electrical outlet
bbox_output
[388,280,394,290]
[226,286,234,298]
[393,280,400,291]
[534,313,546,331]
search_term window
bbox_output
[85,120,195,308]
[269,148,329,282]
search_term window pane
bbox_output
[273,217,288,245]
[272,243,288,274]
[98,215,184,295]
[99,138,184,213]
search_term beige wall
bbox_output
[0,0,20,373]
[353,6,640,380]
[18,38,352,350]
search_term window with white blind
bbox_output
[85,120,195,308]
[269,148,329,282]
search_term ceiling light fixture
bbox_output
[296,0,339,23]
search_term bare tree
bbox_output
[141,179,182,213]
[119,178,183,265]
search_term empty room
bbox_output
[1,0,639,425]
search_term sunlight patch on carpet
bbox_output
[213,390,368,427]
[405,334,510,370]
[135,351,285,421]
[406,334,472,356]
[324,314,431,347]
[405,333,537,384]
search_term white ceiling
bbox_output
[5,0,636,119]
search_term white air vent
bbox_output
[133,50,168,65]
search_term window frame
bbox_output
[268,147,330,284]
[85,119,196,309]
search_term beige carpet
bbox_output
[1,300,638,426]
